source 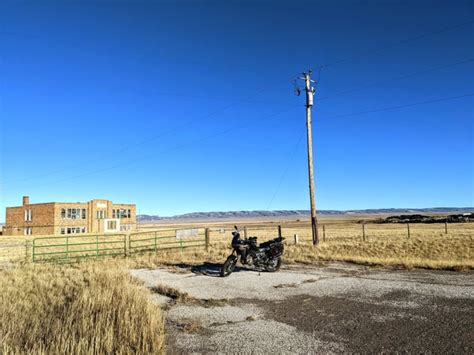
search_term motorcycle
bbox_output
[220,226,285,277]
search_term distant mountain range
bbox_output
[137,207,473,222]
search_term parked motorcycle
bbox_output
[220,226,285,277]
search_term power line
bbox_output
[323,93,474,121]
[7,16,473,186]
[3,87,272,185]
[320,18,474,69]
[317,58,474,102]
[266,128,305,211]
[5,91,473,193]
[3,105,301,193]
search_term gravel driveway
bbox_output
[130,262,474,354]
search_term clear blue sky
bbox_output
[0,0,473,221]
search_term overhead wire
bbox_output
[319,18,474,69]
[322,93,474,121]
[5,90,473,193]
[2,104,302,193]
[266,128,306,211]
[4,18,473,189]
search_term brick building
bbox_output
[3,196,136,236]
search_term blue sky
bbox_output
[0,0,473,221]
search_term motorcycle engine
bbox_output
[245,254,254,266]
[246,251,265,266]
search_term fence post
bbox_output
[124,234,128,257]
[32,239,35,263]
[25,240,30,262]
[323,225,326,242]
[407,223,410,239]
[154,231,157,253]
[66,236,69,262]
[294,234,299,244]
[244,226,248,238]
[445,221,448,234]
[362,223,366,242]
[278,225,282,238]
[96,234,99,257]
[205,228,210,252]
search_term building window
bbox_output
[24,227,32,236]
[112,209,116,218]
[24,209,32,222]
[116,209,130,219]
[96,210,106,219]
[107,220,117,230]
[65,227,86,234]
[61,209,66,219]
[82,209,86,219]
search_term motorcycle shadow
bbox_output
[171,262,253,277]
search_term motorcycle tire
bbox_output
[265,257,282,272]
[220,256,237,277]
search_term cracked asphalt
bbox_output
[130,262,474,354]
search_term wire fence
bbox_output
[0,222,472,264]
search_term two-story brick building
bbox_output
[3,196,136,236]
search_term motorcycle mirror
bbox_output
[234,225,238,230]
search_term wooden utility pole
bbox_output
[301,70,319,245]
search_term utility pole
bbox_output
[298,70,319,245]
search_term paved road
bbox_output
[131,262,474,354]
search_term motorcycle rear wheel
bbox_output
[265,257,282,272]
[220,256,237,277]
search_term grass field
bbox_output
[1,219,473,269]
[0,218,472,352]
[0,261,165,354]
[133,219,474,270]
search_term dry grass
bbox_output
[0,220,470,353]
[0,261,165,354]
[123,221,474,271]
[1,220,472,270]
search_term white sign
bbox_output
[97,203,107,208]
[176,228,199,239]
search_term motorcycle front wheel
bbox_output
[220,256,237,277]
[265,257,282,272]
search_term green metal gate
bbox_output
[128,228,206,254]
[32,234,126,263]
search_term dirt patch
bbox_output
[253,293,474,353]
[131,262,474,354]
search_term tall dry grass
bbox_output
[0,262,165,354]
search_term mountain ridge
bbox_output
[137,207,473,222]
